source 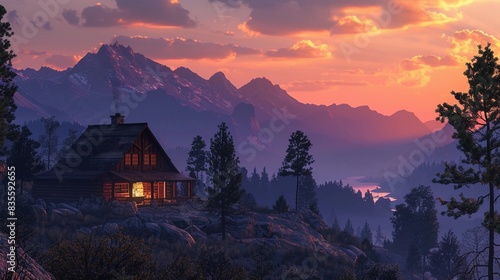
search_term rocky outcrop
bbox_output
[33,198,364,263]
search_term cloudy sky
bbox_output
[4,0,500,122]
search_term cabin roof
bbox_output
[36,122,191,181]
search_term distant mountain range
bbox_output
[13,43,455,182]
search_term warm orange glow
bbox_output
[5,0,499,123]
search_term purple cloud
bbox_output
[112,35,260,59]
[82,0,195,28]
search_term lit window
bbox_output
[151,154,157,165]
[132,182,144,197]
[144,154,150,165]
[124,154,131,165]
[132,154,139,165]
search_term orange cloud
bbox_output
[393,69,431,87]
[237,22,261,37]
[418,0,473,10]
[385,3,461,30]
[447,29,500,54]
[265,40,332,58]
[332,15,379,34]
[218,0,465,36]
[400,54,461,70]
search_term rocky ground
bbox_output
[2,196,404,279]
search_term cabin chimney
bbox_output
[111,113,125,125]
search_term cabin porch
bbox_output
[102,170,194,205]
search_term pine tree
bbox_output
[298,174,318,210]
[364,190,375,207]
[250,167,260,189]
[260,167,270,189]
[391,186,439,278]
[6,126,44,193]
[273,195,289,213]
[186,135,207,179]
[0,5,18,152]
[186,135,208,196]
[278,130,314,211]
[206,123,244,241]
[360,221,372,243]
[344,219,354,235]
[332,218,341,233]
[434,43,500,280]
[375,225,384,246]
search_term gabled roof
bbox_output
[37,123,186,180]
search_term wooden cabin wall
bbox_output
[33,180,102,202]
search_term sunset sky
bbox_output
[4,0,500,122]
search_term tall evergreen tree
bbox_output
[298,174,318,210]
[375,225,384,246]
[206,123,244,241]
[186,135,207,178]
[0,5,18,152]
[273,195,289,213]
[360,221,373,243]
[332,218,341,233]
[391,186,439,277]
[260,167,270,189]
[344,219,354,235]
[364,190,375,207]
[249,167,260,189]
[39,116,60,170]
[186,135,208,196]
[434,43,500,280]
[6,126,44,192]
[278,130,314,211]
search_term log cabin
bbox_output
[33,113,195,204]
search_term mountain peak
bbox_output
[97,43,136,60]
[391,109,416,118]
[209,71,227,81]
[246,77,273,88]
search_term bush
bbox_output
[46,231,155,280]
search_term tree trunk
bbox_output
[295,175,299,211]
[488,182,494,280]
[221,180,226,241]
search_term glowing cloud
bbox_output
[265,40,332,58]
[400,54,461,70]
[447,29,500,54]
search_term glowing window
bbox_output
[132,182,143,197]
[151,154,157,165]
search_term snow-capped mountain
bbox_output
[13,43,444,181]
